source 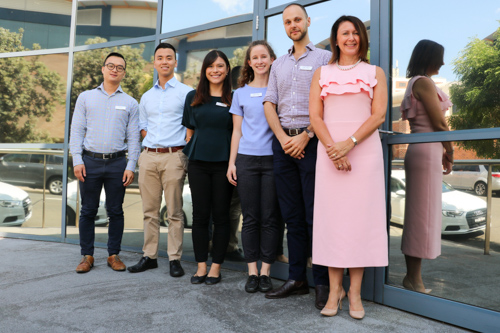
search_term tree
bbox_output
[70,37,148,113]
[449,26,500,159]
[0,28,64,143]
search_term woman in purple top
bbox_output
[227,41,280,293]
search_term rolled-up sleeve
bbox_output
[126,100,140,171]
[69,93,87,166]
[263,64,278,106]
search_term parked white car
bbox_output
[391,170,487,235]
[159,182,192,228]
[0,181,32,226]
[66,180,108,226]
[443,164,500,196]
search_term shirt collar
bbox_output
[154,76,179,90]
[97,82,123,95]
[287,42,316,55]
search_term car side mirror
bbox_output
[395,189,406,197]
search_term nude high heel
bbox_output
[320,289,345,317]
[403,276,432,294]
[347,291,365,320]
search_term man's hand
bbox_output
[282,132,309,159]
[122,170,134,186]
[74,164,86,182]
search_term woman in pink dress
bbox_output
[400,40,454,293]
[310,15,388,319]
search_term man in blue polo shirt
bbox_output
[127,43,193,277]
[70,52,140,273]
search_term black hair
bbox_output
[103,52,126,69]
[154,42,177,59]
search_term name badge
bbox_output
[250,93,263,97]
[115,105,126,110]
[299,66,313,71]
[216,102,228,107]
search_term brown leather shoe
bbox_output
[315,285,330,309]
[76,255,94,273]
[265,279,309,299]
[107,254,126,271]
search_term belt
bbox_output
[83,150,126,159]
[283,127,306,136]
[145,146,184,153]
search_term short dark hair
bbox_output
[191,50,232,107]
[154,42,177,59]
[283,3,308,18]
[329,15,369,64]
[406,40,444,78]
[103,52,126,69]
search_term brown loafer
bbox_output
[76,255,94,273]
[107,254,126,271]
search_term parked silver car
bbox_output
[443,164,500,196]
[0,181,32,226]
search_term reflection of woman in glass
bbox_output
[226,41,279,293]
[182,50,233,285]
[400,40,453,293]
[310,16,388,319]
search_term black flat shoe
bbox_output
[190,274,207,284]
[205,274,222,285]
[245,275,259,293]
[127,256,158,273]
[258,275,273,293]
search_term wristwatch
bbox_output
[304,128,315,138]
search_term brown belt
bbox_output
[145,146,184,153]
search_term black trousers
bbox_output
[188,160,233,264]
[236,154,280,264]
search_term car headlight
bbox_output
[442,210,465,217]
[0,200,22,207]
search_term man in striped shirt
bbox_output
[70,52,140,273]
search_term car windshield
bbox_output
[442,181,454,193]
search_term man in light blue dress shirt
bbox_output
[70,52,140,273]
[127,43,193,277]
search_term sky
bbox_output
[162,0,500,82]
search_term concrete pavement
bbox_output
[0,237,468,333]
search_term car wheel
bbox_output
[159,207,187,227]
[48,177,63,195]
[66,207,76,226]
[474,181,487,196]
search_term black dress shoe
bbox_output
[315,285,330,310]
[127,256,158,273]
[190,274,207,284]
[225,248,245,262]
[265,279,309,299]
[245,275,259,293]
[169,260,185,278]
[258,275,273,293]
[205,274,222,285]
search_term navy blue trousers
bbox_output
[272,136,329,286]
[79,155,127,256]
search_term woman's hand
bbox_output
[227,164,237,186]
[442,151,453,175]
[326,139,355,161]
[333,156,352,172]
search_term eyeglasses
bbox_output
[104,63,125,72]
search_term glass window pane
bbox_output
[267,0,293,8]
[392,0,500,131]
[161,0,252,33]
[266,1,370,57]
[389,140,500,312]
[75,1,157,46]
[162,21,253,89]
[0,0,72,52]
[0,53,68,144]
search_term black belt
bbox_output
[283,127,306,136]
[83,150,126,159]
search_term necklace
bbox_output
[335,59,362,71]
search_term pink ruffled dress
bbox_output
[400,76,452,259]
[312,62,388,268]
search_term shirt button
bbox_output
[293,78,296,80]
[293,92,295,95]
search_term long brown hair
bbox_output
[329,15,369,64]
[406,40,444,78]
[237,40,277,88]
[191,50,232,107]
